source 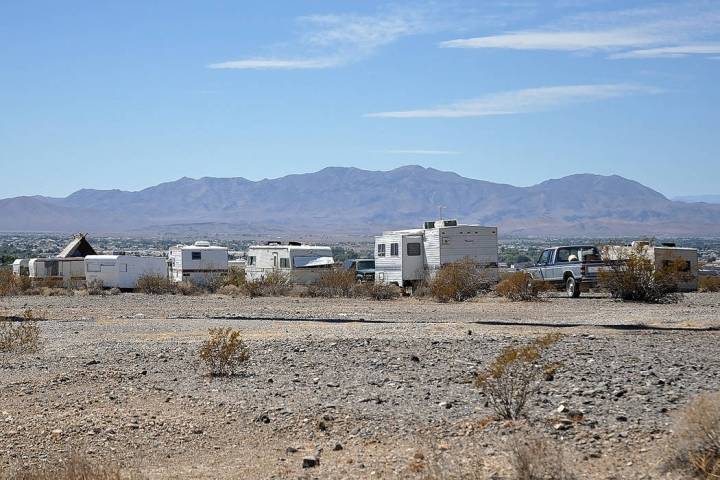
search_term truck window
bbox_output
[538,250,552,265]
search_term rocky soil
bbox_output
[1,292,719,479]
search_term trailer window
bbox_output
[248,256,256,266]
[407,243,421,256]
[192,252,201,260]
[377,244,386,257]
[280,258,290,268]
[120,264,128,272]
[390,243,399,256]
[87,263,100,273]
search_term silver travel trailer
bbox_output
[245,242,334,285]
[84,255,168,290]
[28,257,86,285]
[168,241,228,283]
[12,259,30,276]
[374,220,499,289]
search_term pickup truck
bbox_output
[523,245,607,298]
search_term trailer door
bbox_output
[402,235,424,282]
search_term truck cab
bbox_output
[342,258,376,282]
[524,246,604,298]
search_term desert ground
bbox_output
[1,292,719,479]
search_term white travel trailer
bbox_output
[12,259,29,276]
[604,241,699,292]
[168,241,228,283]
[375,220,499,289]
[84,255,168,290]
[245,242,334,285]
[28,257,86,285]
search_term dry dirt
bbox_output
[1,292,719,479]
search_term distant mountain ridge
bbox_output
[2,166,719,236]
[673,194,720,204]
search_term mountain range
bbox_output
[2,166,719,237]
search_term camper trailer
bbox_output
[84,255,167,290]
[245,242,334,285]
[12,259,29,276]
[375,220,499,289]
[28,257,86,285]
[605,241,699,291]
[168,241,228,284]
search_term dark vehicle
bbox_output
[342,258,375,282]
[523,245,608,298]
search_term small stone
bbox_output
[616,415,628,422]
[333,443,343,451]
[286,447,298,454]
[302,456,319,468]
[557,404,567,413]
[410,355,420,362]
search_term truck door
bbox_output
[536,249,553,280]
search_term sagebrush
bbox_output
[198,327,250,376]
[475,334,562,420]
[306,268,356,298]
[495,272,548,302]
[0,310,41,354]
[6,453,143,480]
[699,276,720,293]
[664,391,720,479]
[135,274,175,294]
[429,258,494,302]
[244,270,291,297]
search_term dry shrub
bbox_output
[175,281,200,296]
[307,268,356,297]
[7,453,143,480]
[135,274,175,294]
[0,271,32,296]
[355,282,401,300]
[0,310,41,354]
[495,272,548,302]
[218,284,243,297]
[430,259,494,302]
[599,250,688,303]
[664,391,720,479]
[224,267,246,288]
[475,334,562,420]
[86,279,105,295]
[244,270,291,298]
[509,433,577,480]
[699,276,720,293]
[198,327,250,376]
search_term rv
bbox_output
[605,241,699,291]
[375,220,499,289]
[28,257,86,285]
[85,255,167,290]
[168,241,228,283]
[245,242,334,285]
[12,259,29,276]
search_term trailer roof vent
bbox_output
[194,241,211,247]
[265,241,282,246]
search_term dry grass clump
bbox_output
[429,259,494,302]
[475,334,562,420]
[307,268,356,297]
[198,327,250,376]
[664,391,720,479]
[599,251,688,303]
[224,266,246,287]
[244,270,291,298]
[0,310,41,354]
[85,279,105,295]
[495,272,548,302]
[135,274,175,294]
[699,276,720,293]
[509,433,577,480]
[7,453,143,480]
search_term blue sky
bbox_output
[1,0,718,198]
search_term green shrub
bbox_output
[198,327,250,376]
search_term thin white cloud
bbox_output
[440,29,659,51]
[367,84,660,119]
[610,43,720,59]
[208,57,342,70]
[385,149,461,155]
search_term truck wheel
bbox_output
[565,276,581,298]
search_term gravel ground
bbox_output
[1,292,719,479]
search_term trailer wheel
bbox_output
[565,276,581,298]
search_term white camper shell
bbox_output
[84,255,167,290]
[375,220,499,288]
[605,241,699,291]
[245,243,334,285]
[28,257,86,285]
[168,241,228,284]
[12,259,29,276]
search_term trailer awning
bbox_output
[293,256,334,268]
